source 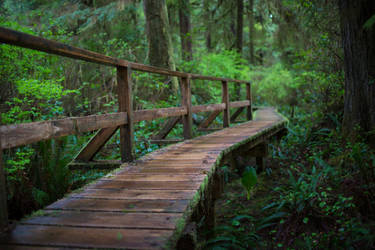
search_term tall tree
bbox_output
[339,0,375,141]
[248,0,255,64]
[203,0,213,51]
[236,0,244,54]
[178,0,193,61]
[144,0,178,93]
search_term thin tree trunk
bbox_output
[178,0,193,61]
[339,0,375,142]
[236,0,243,54]
[203,0,213,51]
[248,0,255,64]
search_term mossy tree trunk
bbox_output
[144,0,178,94]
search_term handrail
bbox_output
[0,26,253,233]
[0,27,249,84]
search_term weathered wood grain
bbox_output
[191,103,226,113]
[117,66,134,162]
[46,198,189,213]
[229,100,250,108]
[198,110,222,129]
[134,107,187,122]
[230,107,245,122]
[74,127,119,162]
[152,116,181,140]
[222,81,230,127]
[0,113,127,149]
[0,225,172,249]
[181,77,193,139]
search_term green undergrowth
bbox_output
[202,110,375,249]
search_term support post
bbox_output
[0,125,9,233]
[117,66,134,162]
[181,77,192,139]
[222,81,230,128]
[246,83,252,120]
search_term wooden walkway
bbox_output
[0,108,286,249]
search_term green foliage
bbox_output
[241,167,257,200]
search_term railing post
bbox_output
[181,76,192,139]
[117,66,134,162]
[0,126,9,233]
[246,83,252,120]
[222,81,230,128]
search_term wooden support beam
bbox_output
[248,143,268,157]
[117,66,134,162]
[246,83,253,120]
[74,127,118,162]
[181,77,192,139]
[0,131,9,234]
[222,81,230,128]
[198,110,222,129]
[230,107,245,122]
[152,117,181,140]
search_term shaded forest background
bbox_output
[0,0,374,248]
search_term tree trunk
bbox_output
[236,0,243,54]
[234,0,244,100]
[178,0,193,61]
[203,0,213,51]
[248,0,255,64]
[144,0,178,94]
[339,0,375,142]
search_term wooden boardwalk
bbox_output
[0,108,286,249]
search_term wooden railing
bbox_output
[0,27,252,232]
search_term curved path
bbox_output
[0,107,286,249]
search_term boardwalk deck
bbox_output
[0,108,287,249]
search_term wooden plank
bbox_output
[74,127,118,162]
[222,81,230,128]
[46,198,189,213]
[0,126,8,233]
[88,180,201,190]
[129,167,211,174]
[0,27,250,84]
[152,116,181,140]
[72,189,196,200]
[246,83,253,120]
[180,77,192,139]
[191,103,226,113]
[198,110,222,129]
[0,246,60,250]
[22,211,181,230]
[230,107,245,122]
[117,66,134,162]
[106,174,205,182]
[0,225,172,249]
[0,113,127,149]
[150,139,183,145]
[134,107,187,122]
[229,100,250,108]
